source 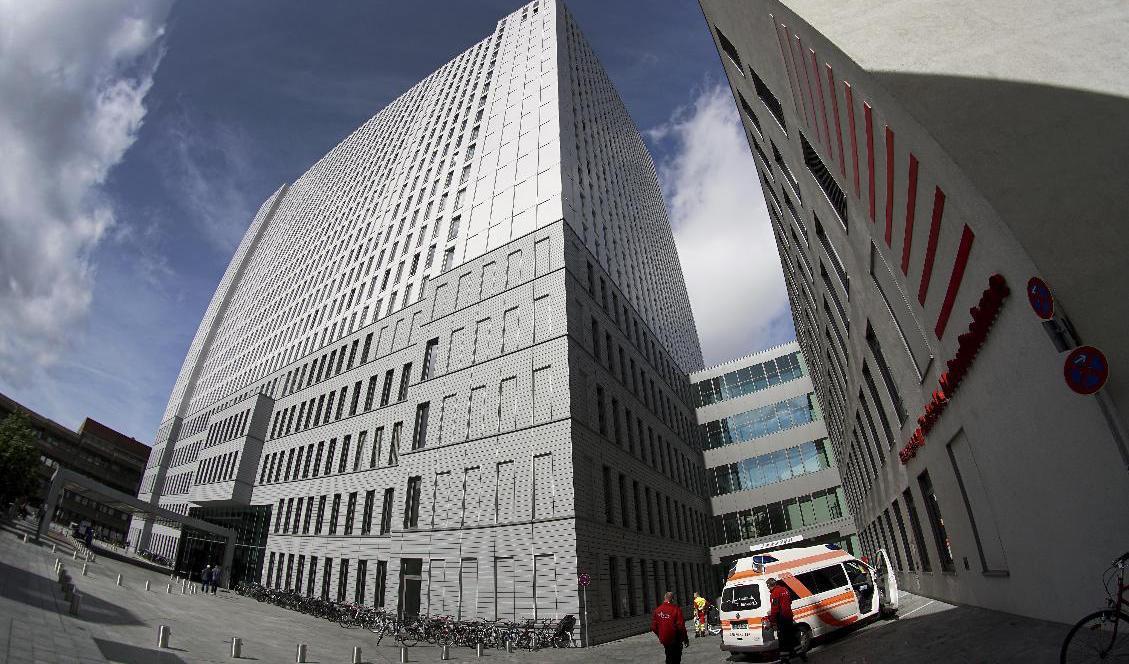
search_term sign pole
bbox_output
[582,585,589,648]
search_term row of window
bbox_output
[195,451,239,485]
[600,465,706,547]
[707,438,833,497]
[260,423,403,486]
[205,408,250,447]
[711,486,847,547]
[273,486,396,538]
[700,393,820,450]
[268,360,411,441]
[693,351,805,408]
[266,552,385,606]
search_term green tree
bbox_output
[0,411,42,506]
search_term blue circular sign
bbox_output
[1027,277,1054,320]
[1064,346,1108,395]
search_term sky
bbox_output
[0,0,793,443]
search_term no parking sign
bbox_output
[1064,345,1109,395]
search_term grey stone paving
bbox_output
[0,518,1068,663]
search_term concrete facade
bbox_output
[132,0,710,644]
[699,0,1129,625]
[691,342,857,578]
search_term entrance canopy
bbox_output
[36,467,235,541]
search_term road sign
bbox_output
[1027,277,1054,320]
[1064,345,1109,395]
[578,573,591,587]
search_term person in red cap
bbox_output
[651,591,690,663]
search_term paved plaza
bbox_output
[0,519,1067,663]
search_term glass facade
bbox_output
[700,393,820,450]
[712,486,847,546]
[708,438,833,497]
[694,351,804,407]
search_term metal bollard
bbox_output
[506,640,514,653]
[116,574,122,586]
[352,646,362,664]
[72,550,77,560]
[145,580,151,591]
[296,643,308,663]
[440,644,450,660]
[22,533,28,543]
[81,563,88,576]
[400,645,409,663]
[69,592,81,616]
[231,636,242,658]
[476,642,484,657]
[158,625,170,649]
[52,543,57,552]
[166,583,172,593]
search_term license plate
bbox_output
[731,620,747,629]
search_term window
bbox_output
[355,560,368,604]
[380,369,394,407]
[404,476,422,529]
[448,215,462,240]
[380,488,394,535]
[441,247,455,272]
[751,68,786,132]
[917,471,955,572]
[315,495,326,535]
[388,422,401,466]
[801,132,847,223]
[721,582,761,612]
[602,466,614,524]
[344,492,357,535]
[337,559,349,602]
[866,324,907,423]
[713,26,742,71]
[364,376,379,411]
[369,427,384,468]
[412,402,430,450]
[795,564,849,595]
[736,90,763,135]
[421,338,439,380]
[361,490,375,535]
[609,556,621,619]
[398,362,412,401]
[329,494,341,535]
[321,559,332,601]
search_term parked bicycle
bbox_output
[233,582,575,651]
[1060,550,1129,662]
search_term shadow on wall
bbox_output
[873,71,1129,384]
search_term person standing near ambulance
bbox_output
[651,591,690,664]
[766,577,806,662]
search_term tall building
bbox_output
[131,0,711,643]
[700,0,1129,624]
[0,393,150,543]
[691,342,857,579]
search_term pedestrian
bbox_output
[201,564,212,593]
[766,578,806,662]
[651,591,689,664]
[210,565,222,594]
[84,527,93,549]
[692,592,708,638]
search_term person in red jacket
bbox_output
[767,577,806,662]
[651,591,690,664]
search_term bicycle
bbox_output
[705,603,722,636]
[1061,550,1129,662]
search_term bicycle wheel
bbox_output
[1061,609,1129,663]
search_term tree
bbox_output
[0,411,42,506]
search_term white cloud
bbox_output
[652,83,795,367]
[0,0,172,384]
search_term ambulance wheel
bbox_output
[797,624,812,653]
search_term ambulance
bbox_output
[719,544,899,655]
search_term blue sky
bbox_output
[0,0,793,443]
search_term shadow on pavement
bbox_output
[0,559,143,627]
[94,638,188,663]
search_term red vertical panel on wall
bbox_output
[918,186,946,305]
[884,126,895,246]
[798,37,819,135]
[901,154,919,275]
[812,50,832,158]
[792,35,813,127]
[845,82,860,198]
[934,225,975,338]
[826,64,846,179]
[774,20,803,119]
[864,102,875,222]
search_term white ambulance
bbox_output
[719,544,899,655]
